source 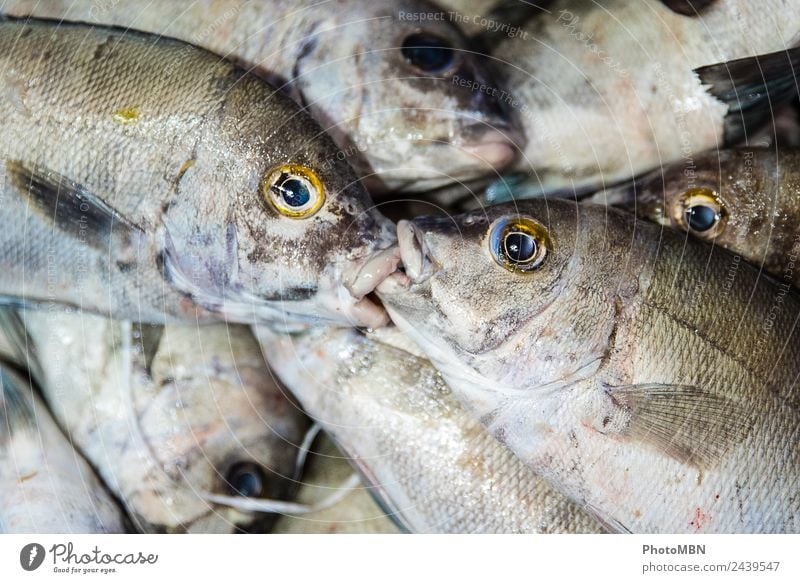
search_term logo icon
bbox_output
[20,543,45,571]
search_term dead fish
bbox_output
[597,148,800,289]
[272,433,401,534]
[256,324,603,533]
[0,365,126,533]
[0,18,396,329]
[378,199,800,533]
[3,0,520,193]
[484,0,800,195]
[1,310,309,533]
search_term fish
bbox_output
[0,18,397,329]
[256,324,603,533]
[273,433,401,534]
[3,0,520,193]
[0,310,310,533]
[483,0,800,196]
[596,148,800,289]
[378,198,800,533]
[0,364,126,533]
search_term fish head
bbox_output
[619,150,761,250]
[164,82,398,330]
[291,0,522,192]
[377,200,627,395]
[129,326,307,533]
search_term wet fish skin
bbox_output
[378,199,800,533]
[0,19,395,328]
[604,148,800,289]
[4,0,520,193]
[1,311,308,533]
[489,0,800,195]
[257,324,603,533]
[0,365,126,533]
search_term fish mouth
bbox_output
[376,220,436,295]
[460,126,519,170]
[337,246,403,328]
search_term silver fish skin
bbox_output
[489,0,800,195]
[0,19,396,329]
[378,199,800,533]
[1,311,308,533]
[273,433,401,534]
[3,0,520,193]
[257,324,602,533]
[0,365,126,533]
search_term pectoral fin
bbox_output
[695,47,800,144]
[605,383,752,469]
[6,160,144,251]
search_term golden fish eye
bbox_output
[673,187,726,239]
[488,217,551,273]
[264,164,324,219]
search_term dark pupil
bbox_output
[685,205,717,232]
[226,463,264,498]
[276,176,310,208]
[504,231,536,263]
[401,34,454,72]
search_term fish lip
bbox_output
[377,220,436,293]
[460,127,519,170]
[343,246,402,299]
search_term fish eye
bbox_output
[225,462,265,498]
[488,217,550,273]
[674,188,726,239]
[264,164,324,218]
[401,33,456,74]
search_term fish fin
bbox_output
[584,503,632,534]
[6,160,144,251]
[0,367,35,448]
[659,0,716,17]
[605,383,752,469]
[695,47,800,144]
[0,309,32,368]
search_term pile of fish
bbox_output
[0,0,798,534]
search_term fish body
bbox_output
[490,0,800,194]
[379,199,800,533]
[602,148,800,289]
[4,0,520,192]
[0,19,395,329]
[257,324,602,533]
[0,365,126,533]
[1,311,308,533]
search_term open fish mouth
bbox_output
[337,246,403,328]
[376,220,437,295]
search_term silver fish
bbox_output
[0,365,126,533]
[257,324,602,533]
[486,0,800,195]
[3,0,520,193]
[0,18,396,329]
[378,199,800,533]
[2,310,309,533]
